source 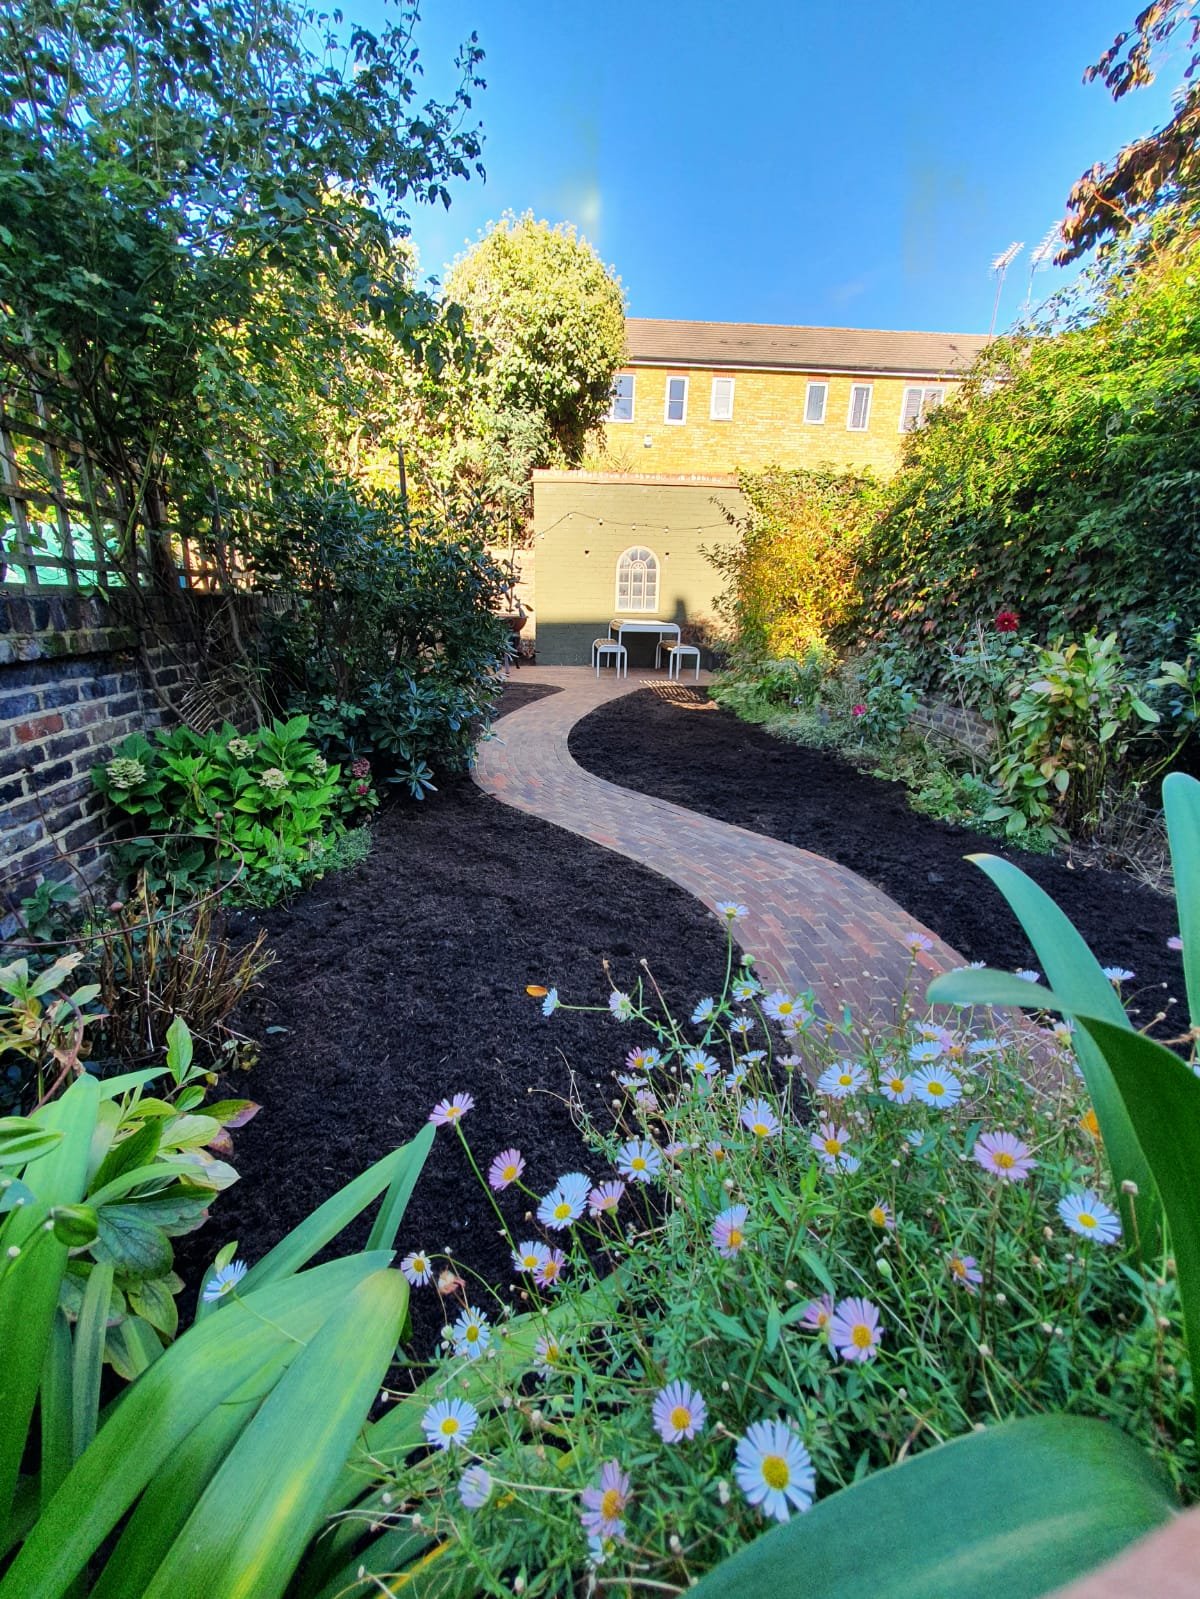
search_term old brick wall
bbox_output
[1,591,261,924]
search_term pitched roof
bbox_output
[624,317,989,377]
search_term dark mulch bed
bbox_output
[177,683,730,1352]
[569,689,1187,1037]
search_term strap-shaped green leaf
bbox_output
[1163,772,1200,1032]
[687,1416,1174,1599]
[0,1252,393,1599]
[928,852,1156,1236]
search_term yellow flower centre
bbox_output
[851,1323,873,1349]
[544,1342,559,1363]
[752,1122,769,1137]
[870,1207,887,1227]
[440,1417,460,1436]
[838,1074,853,1087]
[553,1202,572,1220]
[727,1228,743,1250]
[761,1455,790,1490]
[465,1324,480,1343]
[632,1157,647,1171]
[446,1106,462,1120]
[1078,1211,1097,1229]
[888,1078,906,1094]
[522,1254,539,1269]
[670,1405,692,1431]
[503,1163,519,1181]
[926,1081,945,1097]
[994,1151,1015,1169]
[542,1260,560,1280]
[822,1138,842,1156]
[600,1488,623,1521]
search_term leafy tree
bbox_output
[444,213,626,460]
[1060,0,1200,260]
[0,0,484,581]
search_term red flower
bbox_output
[851,703,867,717]
[994,610,1020,633]
[351,757,371,779]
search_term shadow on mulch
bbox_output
[569,689,1188,1039]
[177,681,732,1355]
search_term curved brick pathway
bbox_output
[473,666,963,1029]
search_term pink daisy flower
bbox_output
[652,1380,708,1442]
[488,1148,525,1190]
[711,1204,749,1258]
[534,1247,567,1288]
[429,1093,474,1126]
[828,1296,884,1362]
[973,1130,1035,1183]
[588,1180,625,1216]
[948,1252,983,1292]
[580,1461,631,1541]
[801,1293,833,1331]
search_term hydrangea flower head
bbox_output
[421,1397,479,1449]
[259,767,289,792]
[106,756,148,790]
[1059,1189,1122,1245]
[973,1130,1035,1183]
[488,1148,525,1190]
[580,1461,632,1541]
[828,1296,883,1362]
[653,1380,708,1443]
[429,1093,474,1127]
[734,1419,814,1522]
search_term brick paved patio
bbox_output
[473,667,964,1030]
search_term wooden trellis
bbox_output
[0,373,240,593]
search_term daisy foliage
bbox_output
[355,927,1191,1599]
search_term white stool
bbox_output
[665,642,701,681]
[593,639,627,677]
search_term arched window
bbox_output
[615,546,659,613]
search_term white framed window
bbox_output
[607,373,635,423]
[664,376,688,425]
[615,546,660,613]
[847,383,873,431]
[805,381,828,424]
[899,386,945,431]
[710,376,735,420]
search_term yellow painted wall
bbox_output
[602,365,960,476]
[533,473,743,666]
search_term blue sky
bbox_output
[374,1,1182,335]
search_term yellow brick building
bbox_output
[601,318,988,477]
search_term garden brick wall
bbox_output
[912,697,992,756]
[1,591,261,931]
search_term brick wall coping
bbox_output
[532,470,741,488]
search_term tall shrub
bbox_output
[708,467,882,659]
[856,228,1200,685]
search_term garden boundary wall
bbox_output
[911,697,992,757]
[1,590,265,931]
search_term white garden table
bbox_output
[608,618,681,663]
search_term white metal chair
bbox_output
[665,642,701,681]
[592,638,627,678]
